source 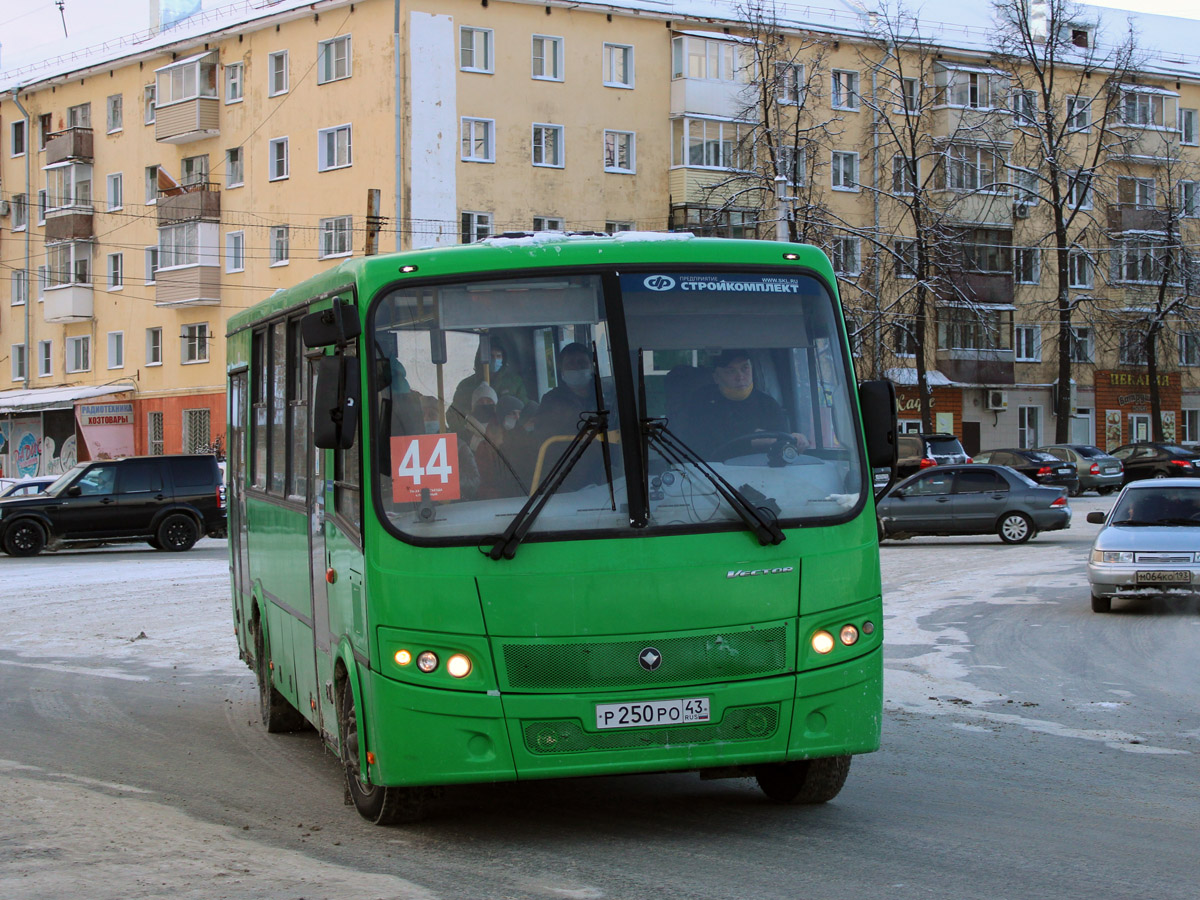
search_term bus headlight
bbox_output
[811,630,835,654]
[839,624,860,646]
[446,654,472,678]
[394,649,412,666]
[417,651,439,673]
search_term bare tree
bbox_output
[991,0,1139,442]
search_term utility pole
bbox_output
[364,189,383,256]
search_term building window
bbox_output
[606,221,634,233]
[604,130,635,173]
[938,306,1011,351]
[37,189,47,224]
[106,172,123,211]
[1068,249,1092,288]
[180,154,208,187]
[156,55,216,107]
[1069,327,1093,363]
[671,35,741,82]
[1179,181,1198,218]
[949,224,1009,274]
[943,68,1001,109]
[1112,238,1175,285]
[146,327,162,365]
[533,215,564,231]
[460,27,493,73]
[1067,169,1092,209]
[831,151,858,190]
[182,323,210,364]
[1015,325,1041,361]
[780,146,806,187]
[38,341,52,377]
[776,62,804,105]
[269,51,289,96]
[891,320,918,356]
[10,120,26,157]
[159,222,202,269]
[1184,409,1200,443]
[1121,89,1166,127]
[107,331,124,369]
[148,411,165,455]
[318,124,353,171]
[941,143,1007,193]
[318,216,353,258]
[1012,89,1036,125]
[460,118,494,163]
[145,246,159,284]
[1179,332,1200,367]
[461,211,492,243]
[270,226,289,266]
[182,408,212,454]
[1117,176,1156,208]
[226,232,245,273]
[46,242,90,289]
[831,70,860,109]
[894,239,917,278]
[1014,247,1040,284]
[268,137,289,181]
[891,155,917,194]
[36,265,47,300]
[107,253,123,290]
[143,85,156,124]
[46,164,92,213]
[1018,406,1040,449]
[11,270,28,306]
[900,76,919,112]
[831,236,861,276]
[1181,108,1199,145]
[844,315,862,357]
[318,35,352,84]
[532,124,565,167]
[670,117,753,170]
[145,164,159,204]
[1120,329,1148,366]
[604,43,634,88]
[10,193,26,230]
[532,35,564,81]
[11,344,25,381]
[226,147,243,188]
[1066,96,1091,132]
[225,62,243,103]
[67,335,91,373]
[106,93,123,133]
[38,113,52,149]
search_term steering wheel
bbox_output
[709,431,800,463]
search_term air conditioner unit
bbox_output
[0,199,9,217]
[1013,202,1030,219]
[987,389,1009,411]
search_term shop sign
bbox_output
[1108,372,1169,387]
[79,403,134,427]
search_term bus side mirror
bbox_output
[859,380,898,470]
[313,355,361,450]
[302,299,362,348]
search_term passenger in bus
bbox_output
[676,349,811,459]
[456,383,499,452]
[451,344,529,417]
[476,399,529,499]
[537,342,597,430]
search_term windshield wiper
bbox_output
[487,344,615,560]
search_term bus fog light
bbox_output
[862,620,875,635]
[812,630,835,654]
[840,625,859,646]
[447,654,472,678]
[394,649,412,666]
[417,651,439,673]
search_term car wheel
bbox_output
[4,520,46,557]
[1091,593,1112,613]
[157,514,199,552]
[755,755,852,804]
[252,618,307,734]
[877,519,886,542]
[1153,472,1170,479]
[340,681,431,824]
[997,512,1034,544]
[1098,486,1118,496]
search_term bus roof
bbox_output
[226,233,837,335]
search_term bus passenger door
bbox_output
[228,372,251,603]
[308,366,335,740]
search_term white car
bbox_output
[1086,478,1200,613]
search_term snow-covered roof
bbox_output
[0,381,136,414]
[885,367,955,386]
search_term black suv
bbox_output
[0,455,226,557]
[895,433,972,479]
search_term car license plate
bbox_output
[1136,570,1192,584]
[595,697,711,730]
[1056,467,1072,475]
[1103,465,1119,473]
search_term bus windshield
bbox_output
[370,268,863,543]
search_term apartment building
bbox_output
[1,0,1199,475]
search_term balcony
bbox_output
[942,271,1015,305]
[155,265,221,307]
[43,284,93,323]
[670,78,748,119]
[928,106,1012,144]
[935,348,1015,384]
[157,182,220,226]
[45,127,93,164]
[155,97,220,144]
[1107,203,1169,234]
[1109,126,1176,163]
[940,192,1014,227]
[44,211,94,242]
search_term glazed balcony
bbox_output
[43,284,94,323]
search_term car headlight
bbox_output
[1092,550,1133,564]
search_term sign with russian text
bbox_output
[390,434,461,502]
[79,403,134,427]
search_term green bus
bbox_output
[226,233,896,824]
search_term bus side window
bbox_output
[333,347,362,539]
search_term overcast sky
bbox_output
[1,0,1199,76]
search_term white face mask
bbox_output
[561,368,592,388]
[504,414,519,430]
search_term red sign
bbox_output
[390,434,461,502]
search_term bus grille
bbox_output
[500,625,789,691]
[523,705,780,754]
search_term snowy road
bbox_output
[1,505,1198,899]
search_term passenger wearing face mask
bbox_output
[460,383,498,452]
[476,394,529,499]
[451,345,528,420]
[537,342,598,430]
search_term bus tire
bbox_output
[157,514,199,552]
[339,683,430,825]
[252,619,306,734]
[755,755,852,804]
[5,520,47,557]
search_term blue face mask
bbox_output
[561,368,592,388]
[491,358,503,374]
[425,421,440,434]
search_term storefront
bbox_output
[1094,370,1181,451]
[0,383,136,478]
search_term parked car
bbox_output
[971,448,1080,493]
[1035,444,1124,495]
[877,463,1071,544]
[1109,442,1200,484]
[895,433,971,479]
[1085,479,1200,612]
[0,476,58,499]
[0,455,226,557]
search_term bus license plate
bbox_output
[1136,570,1191,584]
[595,697,711,730]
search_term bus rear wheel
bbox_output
[252,619,306,733]
[755,755,852,804]
[339,684,431,825]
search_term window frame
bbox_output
[10,119,26,157]
[531,123,565,168]
[461,210,493,243]
[460,26,494,74]
[460,117,495,163]
[225,61,244,104]
[226,147,244,188]
[107,252,124,291]
[1014,324,1041,362]
[11,343,26,382]
[66,335,91,374]
[38,340,52,378]
[603,42,635,89]
[317,35,353,85]
[268,51,289,97]
[270,225,290,266]
[831,69,860,110]
[181,323,210,365]
[107,331,125,369]
[146,327,163,366]
[831,235,861,277]
[226,231,245,273]
[317,124,353,172]
[831,150,859,191]
[268,137,290,181]
[603,129,636,174]
[106,172,124,211]
[318,215,353,259]
[106,94,123,133]
[531,34,565,82]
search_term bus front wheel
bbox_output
[755,755,851,804]
[339,684,431,825]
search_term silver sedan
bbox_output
[1086,478,1200,612]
